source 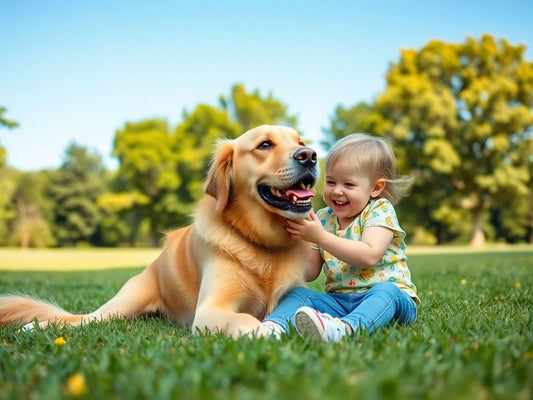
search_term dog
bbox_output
[0,125,318,337]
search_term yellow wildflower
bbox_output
[54,336,66,346]
[514,282,521,288]
[460,279,467,285]
[65,373,87,397]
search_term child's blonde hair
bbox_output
[325,133,413,205]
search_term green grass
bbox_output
[1,250,532,400]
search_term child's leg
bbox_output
[263,286,344,333]
[340,282,417,334]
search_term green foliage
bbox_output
[48,144,105,246]
[174,104,241,206]
[0,167,19,245]
[0,106,19,167]
[377,35,533,246]
[101,84,300,246]
[221,83,298,132]
[112,119,178,200]
[2,46,532,247]
[8,171,56,247]
[327,35,533,245]
[0,147,5,168]
[0,250,532,399]
[0,168,56,248]
[105,119,179,245]
[0,84,302,248]
[0,107,19,130]
[323,102,381,150]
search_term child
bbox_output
[261,133,420,342]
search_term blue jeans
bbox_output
[265,282,417,334]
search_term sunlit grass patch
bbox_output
[0,250,532,399]
[0,248,160,271]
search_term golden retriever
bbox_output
[0,125,318,337]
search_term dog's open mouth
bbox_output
[258,175,316,214]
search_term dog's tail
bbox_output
[0,295,89,327]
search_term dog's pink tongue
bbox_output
[285,189,315,200]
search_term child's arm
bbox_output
[286,213,393,269]
[304,247,323,282]
[318,226,393,269]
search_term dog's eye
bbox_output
[257,140,274,150]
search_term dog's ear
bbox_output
[204,139,234,213]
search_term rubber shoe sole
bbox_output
[294,306,326,341]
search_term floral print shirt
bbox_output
[315,198,420,305]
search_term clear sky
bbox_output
[2,0,532,171]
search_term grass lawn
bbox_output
[0,248,532,399]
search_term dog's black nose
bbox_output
[293,147,317,168]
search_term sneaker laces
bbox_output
[318,312,347,341]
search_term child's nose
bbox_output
[333,185,344,195]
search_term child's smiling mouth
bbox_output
[333,200,348,207]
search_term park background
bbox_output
[1,1,532,250]
[1,3,532,399]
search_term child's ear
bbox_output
[371,179,386,198]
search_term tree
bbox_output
[168,84,298,229]
[0,106,19,167]
[0,107,18,129]
[8,171,55,248]
[173,104,241,211]
[0,167,19,245]
[220,83,298,132]
[323,102,379,149]
[48,143,105,246]
[105,119,178,246]
[103,84,300,246]
[375,35,533,246]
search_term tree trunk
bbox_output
[470,209,486,248]
[17,199,30,249]
[129,207,142,247]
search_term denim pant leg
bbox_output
[264,286,345,332]
[339,282,418,334]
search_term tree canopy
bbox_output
[97,84,299,246]
[48,143,105,246]
[326,34,533,245]
[1,38,532,247]
[0,107,19,167]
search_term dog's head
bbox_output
[204,125,318,219]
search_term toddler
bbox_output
[262,133,420,342]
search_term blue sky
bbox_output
[2,0,532,171]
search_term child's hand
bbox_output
[285,212,324,243]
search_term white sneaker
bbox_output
[261,321,284,339]
[294,306,347,342]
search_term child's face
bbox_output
[323,162,383,227]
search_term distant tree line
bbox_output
[1,35,532,248]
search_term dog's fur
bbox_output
[0,125,318,337]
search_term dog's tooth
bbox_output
[271,187,276,196]
[292,195,298,203]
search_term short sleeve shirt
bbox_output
[315,198,420,305]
